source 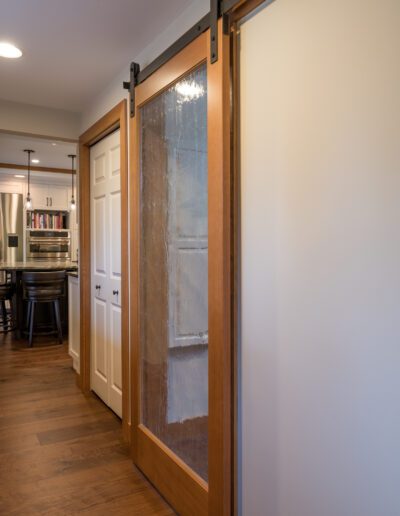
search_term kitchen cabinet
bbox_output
[68,274,80,372]
[29,183,48,210]
[30,182,70,211]
[50,185,70,210]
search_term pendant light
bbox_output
[68,154,77,211]
[24,149,35,210]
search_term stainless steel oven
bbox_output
[26,230,71,260]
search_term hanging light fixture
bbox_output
[24,149,35,210]
[68,154,77,211]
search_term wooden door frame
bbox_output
[78,100,130,442]
[130,20,231,516]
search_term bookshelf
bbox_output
[27,210,69,230]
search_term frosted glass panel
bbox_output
[140,64,208,481]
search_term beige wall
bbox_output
[240,1,400,515]
[80,0,208,133]
[0,99,80,140]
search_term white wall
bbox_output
[0,173,25,195]
[80,0,208,132]
[0,169,73,186]
[240,1,400,515]
[0,99,80,140]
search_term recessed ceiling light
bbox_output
[32,159,39,164]
[14,174,25,178]
[51,143,57,146]
[0,42,22,59]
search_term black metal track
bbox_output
[123,0,246,116]
[136,0,248,86]
[137,13,211,85]
[210,0,219,63]
[221,0,240,13]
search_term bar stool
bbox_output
[0,271,16,334]
[22,271,66,347]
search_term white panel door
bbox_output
[90,129,122,417]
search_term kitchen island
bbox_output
[0,261,78,339]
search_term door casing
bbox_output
[78,100,130,442]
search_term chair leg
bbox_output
[25,301,32,331]
[0,300,6,324]
[50,301,56,329]
[8,298,15,332]
[29,302,35,347]
[54,300,63,345]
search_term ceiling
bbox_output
[0,0,194,112]
[0,132,77,169]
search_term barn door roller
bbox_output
[210,0,220,64]
[123,62,140,118]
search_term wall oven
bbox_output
[26,230,71,260]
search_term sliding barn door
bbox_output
[131,20,231,516]
[90,130,122,417]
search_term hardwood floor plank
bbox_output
[0,334,174,515]
[37,418,120,445]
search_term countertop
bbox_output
[0,260,79,271]
[67,271,79,278]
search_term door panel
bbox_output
[92,297,108,401]
[109,304,122,415]
[93,151,106,182]
[110,192,121,278]
[93,196,107,274]
[109,144,120,177]
[94,299,107,379]
[90,129,122,417]
[131,20,231,516]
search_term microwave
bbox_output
[26,230,71,260]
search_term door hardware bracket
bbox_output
[210,0,220,63]
[123,62,140,118]
[210,1,228,62]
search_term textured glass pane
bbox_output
[140,64,208,481]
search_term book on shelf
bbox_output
[27,211,68,230]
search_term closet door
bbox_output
[90,130,122,417]
[131,20,231,516]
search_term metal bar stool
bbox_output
[0,271,16,334]
[22,271,66,347]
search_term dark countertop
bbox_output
[67,271,79,278]
[0,260,79,271]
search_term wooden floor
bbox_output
[0,333,175,515]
